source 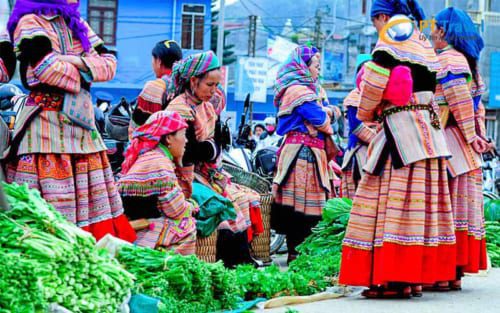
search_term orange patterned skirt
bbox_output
[6,152,136,242]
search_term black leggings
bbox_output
[216,229,254,268]
[271,202,321,256]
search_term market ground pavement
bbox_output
[255,256,500,313]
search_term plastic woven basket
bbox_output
[222,162,270,194]
[195,230,219,263]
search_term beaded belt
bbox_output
[378,104,441,129]
[29,91,64,111]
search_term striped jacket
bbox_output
[435,47,484,177]
[12,14,116,155]
[118,147,197,249]
[358,30,450,175]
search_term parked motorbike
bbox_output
[483,148,499,195]
[94,97,132,177]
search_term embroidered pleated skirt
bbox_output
[6,151,136,242]
[339,156,457,286]
[272,143,333,255]
[449,169,487,273]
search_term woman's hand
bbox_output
[323,106,334,118]
[471,137,489,154]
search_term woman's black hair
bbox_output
[152,40,183,69]
[253,124,265,132]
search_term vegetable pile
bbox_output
[234,198,352,300]
[486,221,500,267]
[485,196,500,268]
[0,183,134,312]
[290,198,351,279]
[118,245,241,313]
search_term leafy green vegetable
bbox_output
[486,221,500,267]
[484,198,500,222]
[0,182,134,312]
[234,198,352,300]
[117,245,241,313]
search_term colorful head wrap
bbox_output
[371,0,426,24]
[168,51,220,96]
[122,111,188,174]
[8,0,91,52]
[274,45,320,107]
[435,7,484,61]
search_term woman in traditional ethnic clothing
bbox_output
[167,51,263,267]
[0,30,16,83]
[340,55,378,199]
[431,7,490,290]
[4,0,136,242]
[338,0,457,298]
[129,40,182,135]
[271,45,339,264]
[118,111,197,255]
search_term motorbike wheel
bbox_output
[270,229,286,255]
[484,191,499,200]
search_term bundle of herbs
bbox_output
[486,221,500,267]
[117,245,241,313]
[235,198,352,300]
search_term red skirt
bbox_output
[339,157,456,287]
[6,152,136,242]
[449,169,487,273]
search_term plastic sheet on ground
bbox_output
[129,294,162,313]
[222,298,267,313]
[96,233,133,257]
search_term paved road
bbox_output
[254,263,499,313]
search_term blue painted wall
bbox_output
[78,0,212,103]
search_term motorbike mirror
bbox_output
[98,102,109,112]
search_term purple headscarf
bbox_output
[8,0,91,52]
[274,45,320,107]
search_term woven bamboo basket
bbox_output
[222,162,273,262]
[250,193,273,262]
[195,230,219,263]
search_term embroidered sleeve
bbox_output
[81,48,117,82]
[77,20,116,82]
[14,16,81,92]
[475,100,487,140]
[32,52,81,93]
[0,59,8,83]
[296,100,333,134]
[440,72,477,144]
[352,123,376,144]
[175,165,195,199]
[348,106,376,144]
[157,170,193,220]
[357,61,391,122]
[132,80,166,127]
